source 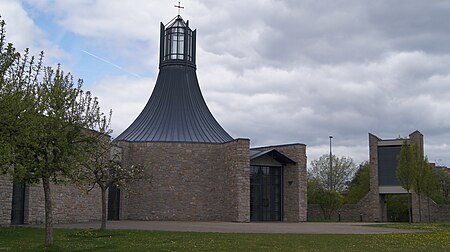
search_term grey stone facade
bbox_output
[0,139,307,225]
[25,183,102,224]
[119,139,251,222]
[0,176,102,225]
[0,175,12,225]
[116,140,307,223]
[346,131,450,222]
[412,193,450,223]
[251,144,307,222]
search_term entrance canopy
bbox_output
[250,149,296,165]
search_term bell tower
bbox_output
[116,15,232,143]
[159,15,196,68]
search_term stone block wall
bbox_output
[366,132,427,222]
[0,175,101,225]
[367,133,382,222]
[308,193,373,222]
[26,183,102,224]
[119,139,250,222]
[412,193,450,223]
[221,139,251,222]
[0,175,12,225]
[251,143,307,222]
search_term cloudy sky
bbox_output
[2,0,450,166]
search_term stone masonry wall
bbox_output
[308,193,373,222]
[412,193,450,223]
[221,139,250,222]
[252,143,307,222]
[0,174,101,225]
[367,133,382,222]
[119,139,250,222]
[0,175,12,225]
[26,183,102,224]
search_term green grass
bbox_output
[0,224,449,251]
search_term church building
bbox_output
[0,15,307,225]
[111,15,307,222]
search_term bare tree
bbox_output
[77,136,148,230]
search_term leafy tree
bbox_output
[345,162,370,204]
[76,136,147,231]
[1,18,109,246]
[317,189,344,220]
[431,168,450,204]
[421,162,437,223]
[386,194,409,222]
[307,178,344,220]
[0,18,42,170]
[396,140,442,223]
[413,155,431,222]
[309,154,357,192]
[396,140,416,223]
[307,178,320,204]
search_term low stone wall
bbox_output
[0,175,13,226]
[308,193,375,222]
[412,194,450,223]
[0,174,102,225]
[308,192,450,222]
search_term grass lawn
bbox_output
[0,223,448,251]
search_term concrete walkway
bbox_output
[52,221,419,234]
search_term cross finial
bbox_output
[174,2,184,16]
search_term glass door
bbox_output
[250,166,282,221]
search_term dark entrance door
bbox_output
[250,166,282,221]
[11,183,26,225]
[107,185,120,220]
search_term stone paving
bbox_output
[51,221,421,234]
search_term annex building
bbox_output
[0,15,307,225]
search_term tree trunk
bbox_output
[427,196,431,223]
[42,177,53,246]
[408,192,412,224]
[418,193,422,222]
[101,186,107,231]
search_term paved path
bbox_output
[52,221,419,234]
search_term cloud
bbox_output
[88,76,156,136]
[0,0,66,67]
[3,0,450,166]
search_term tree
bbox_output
[413,155,431,222]
[308,178,344,220]
[345,162,370,204]
[0,18,42,170]
[309,154,357,192]
[20,66,107,246]
[76,136,147,230]
[396,140,416,223]
[386,194,409,222]
[1,18,109,246]
[431,168,450,204]
[317,189,344,220]
[421,161,436,223]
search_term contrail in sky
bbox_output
[82,50,141,78]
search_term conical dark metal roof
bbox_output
[116,16,233,143]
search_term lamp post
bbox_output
[329,135,333,191]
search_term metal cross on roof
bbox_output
[174,2,184,16]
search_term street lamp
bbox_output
[329,135,333,191]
